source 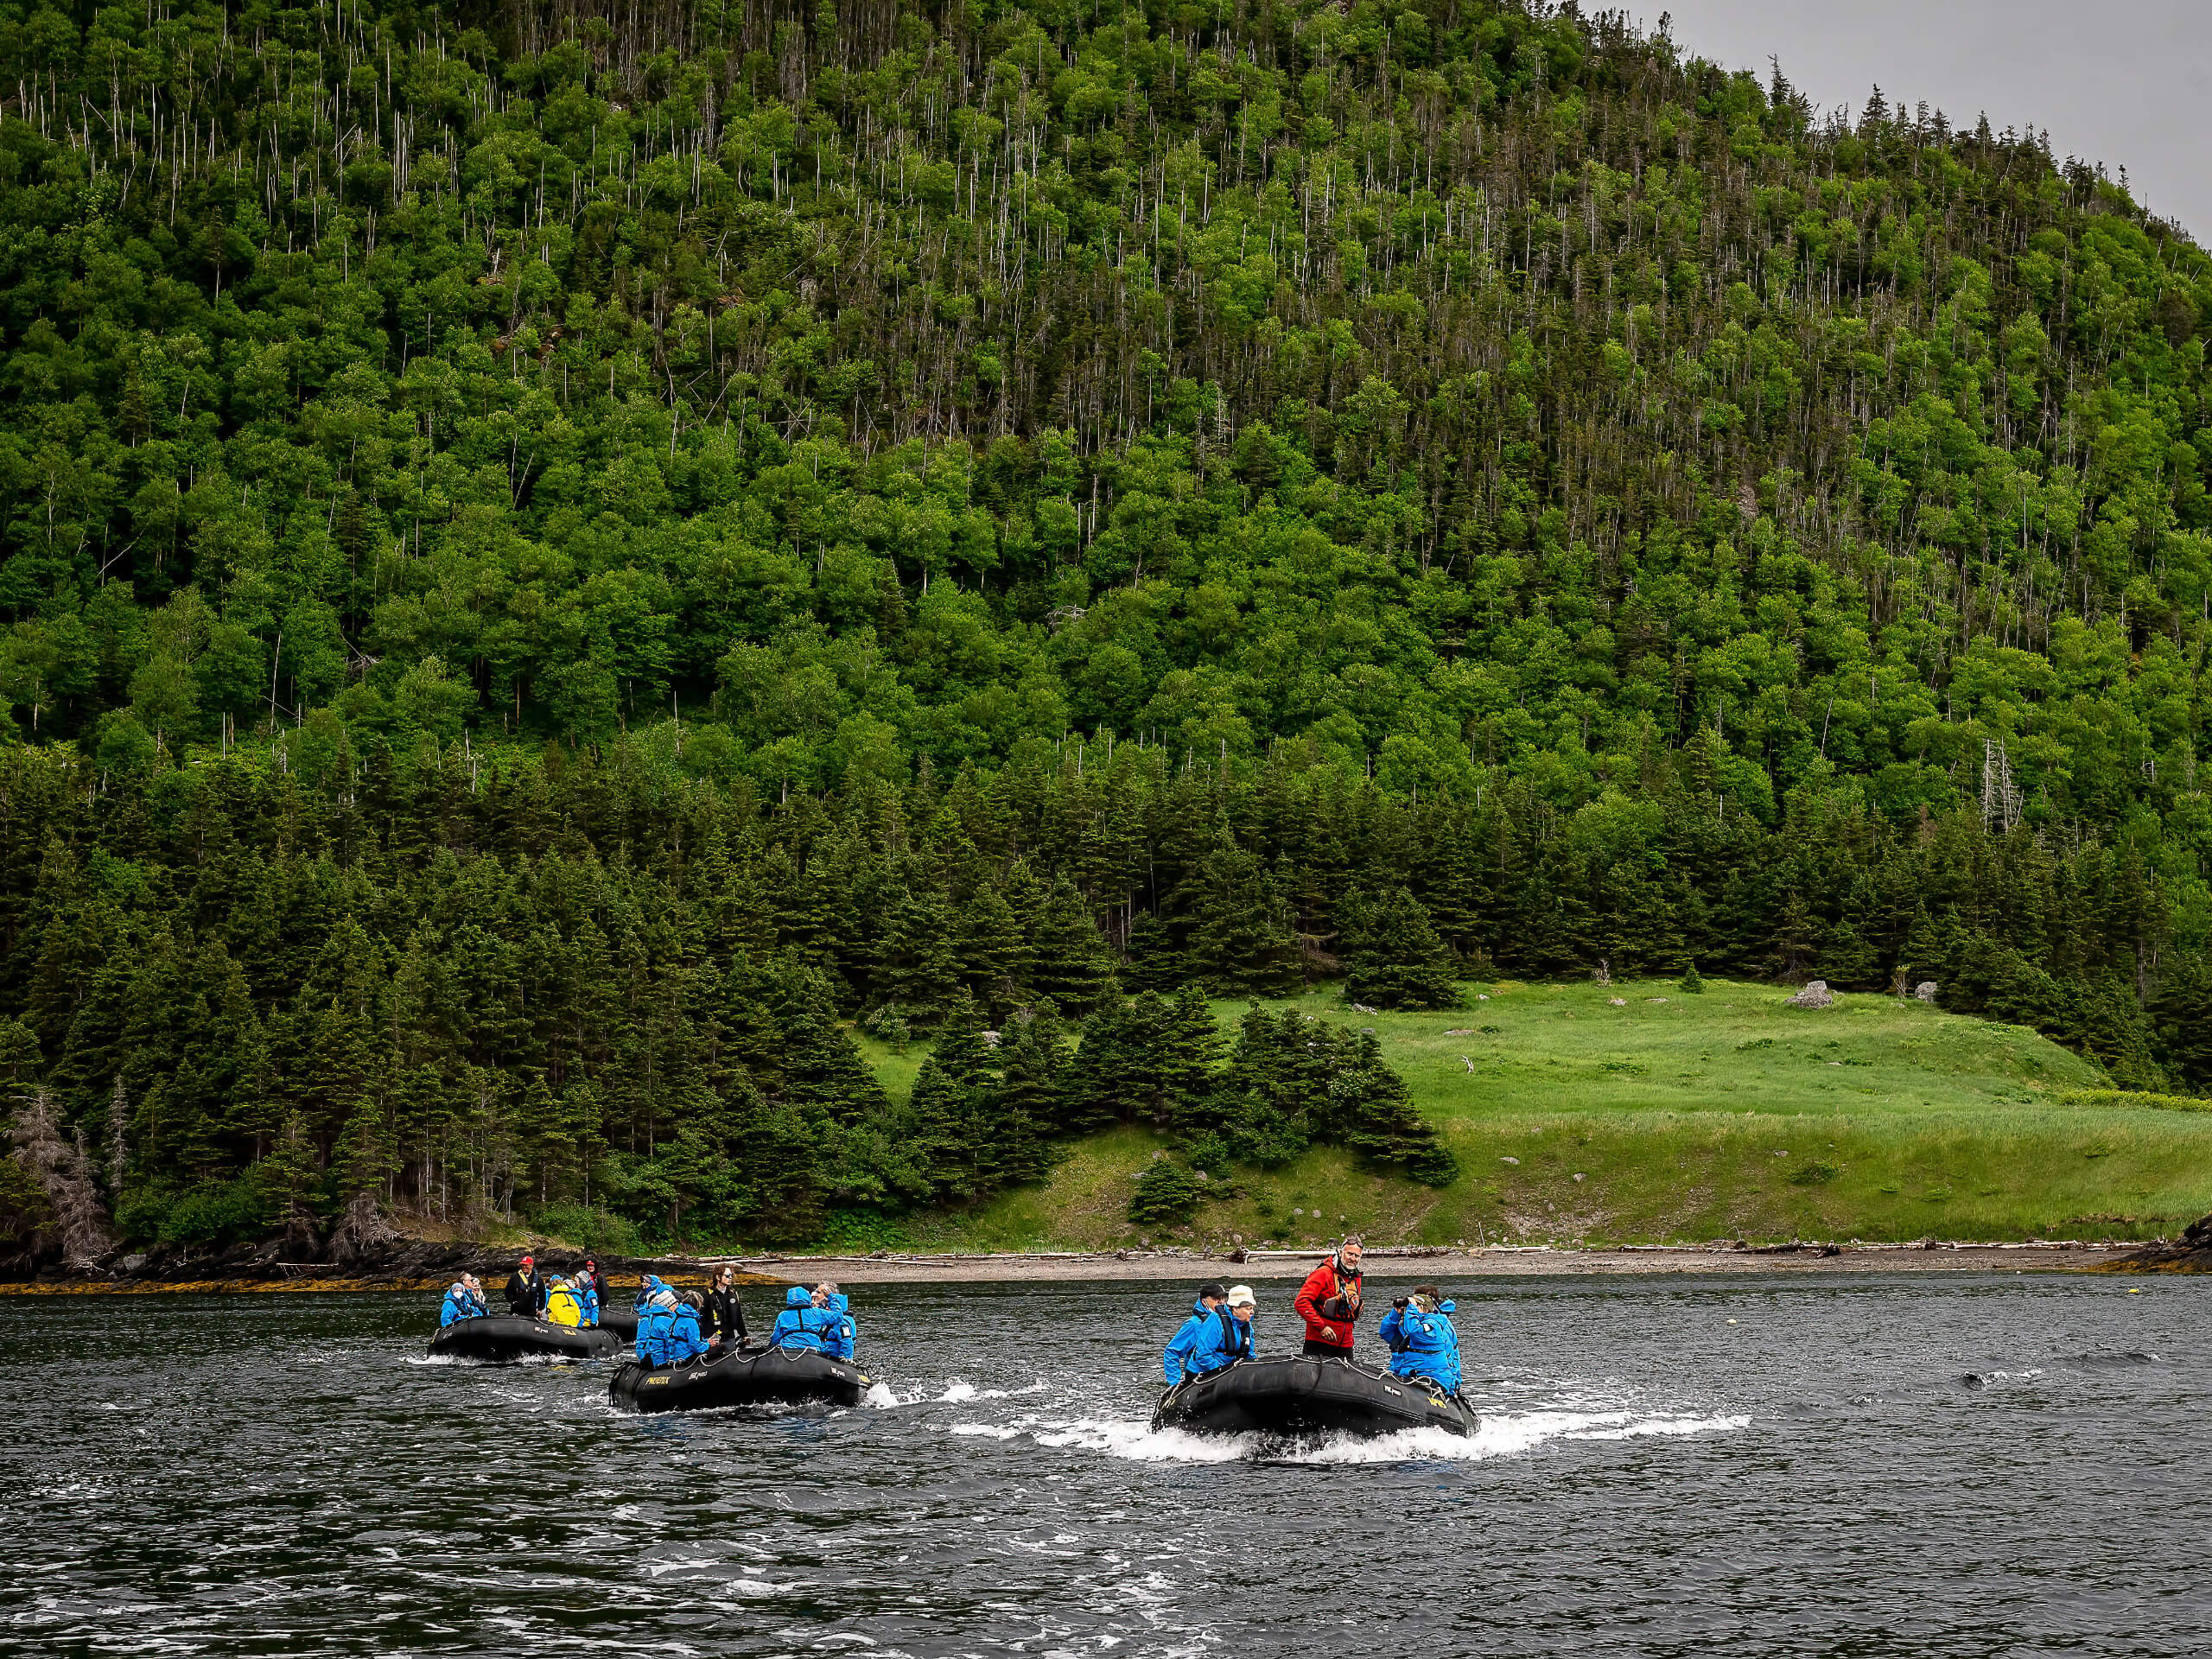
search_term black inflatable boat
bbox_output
[429,1316,623,1363]
[608,1344,868,1414]
[1153,1356,1476,1440]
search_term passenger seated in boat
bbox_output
[636,1287,678,1364]
[816,1284,856,1360]
[769,1285,855,1356]
[1164,1282,1256,1383]
[1379,1285,1463,1395]
[439,1274,487,1326]
[664,1294,710,1365]
[543,1282,597,1336]
[576,1256,608,1311]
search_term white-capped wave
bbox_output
[948,1423,1021,1440]
[1031,1419,1256,1463]
[932,1379,1048,1404]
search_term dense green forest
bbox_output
[4,0,2212,1261]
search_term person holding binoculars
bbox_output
[1378,1283,1464,1396]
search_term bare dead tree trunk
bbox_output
[10,1089,117,1268]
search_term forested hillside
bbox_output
[3,0,2211,1260]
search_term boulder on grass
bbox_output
[1786,980,1834,1009]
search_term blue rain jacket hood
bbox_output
[440,1283,486,1326]
[1378,1300,1461,1395]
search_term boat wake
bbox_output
[1000,1405,1747,1465]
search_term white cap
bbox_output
[1226,1284,1255,1307]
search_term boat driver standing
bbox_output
[1294,1236,1365,1360]
[505,1254,547,1319]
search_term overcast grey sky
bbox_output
[1650,0,2211,240]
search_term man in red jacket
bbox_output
[1294,1236,1365,1359]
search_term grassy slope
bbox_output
[857,981,2212,1251]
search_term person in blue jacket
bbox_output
[636,1287,678,1364]
[769,1286,818,1348]
[1378,1284,1462,1395]
[768,1284,856,1355]
[440,1274,487,1327]
[573,1273,600,1328]
[1162,1282,1227,1382]
[1163,1283,1255,1384]
[815,1284,856,1360]
[663,1294,710,1365]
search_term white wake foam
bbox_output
[1025,1407,1747,1465]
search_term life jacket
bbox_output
[1294,1257,1363,1346]
[1214,1306,1253,1363]
[545,1283,583,1327]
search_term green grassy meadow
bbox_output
[859,981,2212,1251]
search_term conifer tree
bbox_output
[1332,1033,1460,1186]
[1027,877,1118,1014]
[770,964,891,1129]
[984,1004,1066,1186]
[904,1014,992,1204]
[1341,887,1463,1009]
[1187,841,1303,995]
[874,882,963,1027]
[957,883,1029,1019]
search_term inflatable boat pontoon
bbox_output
[429,1315,624,1363]
[608,1344,868,1414]
[1153,1356,1476,1440]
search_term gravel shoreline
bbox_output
[735,1242,2145,1283]
[0,1241,2156,1294]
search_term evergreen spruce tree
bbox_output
[1341,887,1463,1009]
[1027,877,1117,1014]
[1160,983,1222,1131]
[1333,1033,1460,1186]
[0,1017,38,1089]
[874,882,964,1027]
[983,1004,1066,1185]
[1186,840,1302,995]
[1127,1157,1203,1228]
[957,883,1029,1020]
[768,964,891,1130]
[904,1010,992,1203]
[1118,909,1187,994]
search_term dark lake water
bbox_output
[2,1272,2204,1657]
